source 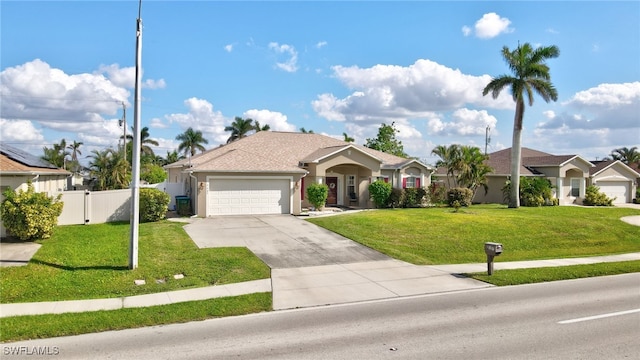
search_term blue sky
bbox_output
[1,0,639,165]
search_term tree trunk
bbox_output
[509,99,525,208]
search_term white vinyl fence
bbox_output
[56,182,185,226]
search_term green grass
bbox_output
[0,221,270,303]
[1,292,271,342]
[469,260,640,286]
[307,205,640,265]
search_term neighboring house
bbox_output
[165,131,433,216]
[0,143,70,237]
[434,147,639,205]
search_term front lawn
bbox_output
[0,221,270,303]
[306,205,640,265]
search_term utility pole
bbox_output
[485,125,491,155]
[129,0,143,270]
[119,102,127,156]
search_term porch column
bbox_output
[556,178,563,201]
[579,178,586,198]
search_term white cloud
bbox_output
[224,44,233,52]
[165,97,228,146]
[243,109,296,132]
[427,108,498,136]
[96,63,166,90]
[0,119,44,142]
[268,42,298,72]
[316,41,327,49]
[312,59,512,124]
[149,117,169,129]
[473,13,513,39]
[143,78,166,89]
[461,26,471,37]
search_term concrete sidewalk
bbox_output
[1,253,638,317]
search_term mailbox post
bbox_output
[484,242,503,275]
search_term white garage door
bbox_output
[207,178,290,215]
[597,181,629,204]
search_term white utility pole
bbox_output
[129,0,143,270]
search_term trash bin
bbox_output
[175,196,191,216]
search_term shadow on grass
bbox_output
[30,259,128,271]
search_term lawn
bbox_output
[0,221,271,303]
[306,205,640,265]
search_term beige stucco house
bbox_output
[165,131,433,216]
[434,147,639,205]
[0,143,70,237]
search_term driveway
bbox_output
[0,241,41,267]
[183,215,391,269]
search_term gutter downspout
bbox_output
[189,171,198,218]
[31,174,40,192]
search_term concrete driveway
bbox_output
[184,215,391,269]
[0,241,41,267]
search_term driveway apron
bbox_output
[184,215,391,269]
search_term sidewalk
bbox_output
[1,253,638,317]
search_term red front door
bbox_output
[326,177,338,205]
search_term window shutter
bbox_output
[402,178,407,189]
[301,177,305,200]
[416,178,420,188]
[384,177,389,183]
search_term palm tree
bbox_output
[483,43,559,208]
[66,140,83,173]
[176,127,209,157]
[88,148,130,190]
[606,146,640,169]
[42,139,70,169]
[254,121,271,132]
[164,150,185,165]
[123,126,159,158]
[457,146,493,199]
[431,144,462,188]
[343,132,355,142]
[224,117,254,143]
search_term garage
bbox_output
[596,181,629,204]
[207,178,291,215]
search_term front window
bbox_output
[405,177,416,188]
[347,175,356,196]
[570,178,580,197]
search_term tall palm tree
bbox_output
[607,146,640,169]
[123,126,159,158]
[176,127,209,157]
[483,43,560,208]
[224,117,254,143]
[343,132,355,142]
[431,144,462,188]
[42,139,70,169]
[457,146,493,199]
[254,121,271,132]
[67,140,83,162]
[88,148,130,190]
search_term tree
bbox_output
[483,42,559,208]
[300,127,314,134]
[343,132,355,142]
[254,121,271,132]
[164,150,185,165]
[42,139,70,169]
[365,122,408,158]
[431,144,462,188]
[176,127,209,157]
[606,146,640,170]
[123,126,159,160]
[225,117,254,143]
[432,145,492,197]
[88,148,130,190]
[66,140,83,173]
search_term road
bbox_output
[3,273,639,359]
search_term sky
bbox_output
[1,0,639,166]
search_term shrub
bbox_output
[402,187,427,208]
[141,164,167,184]
[0,183,63,241]
[583,185,614,206]
[387,188,404,208]
[519,177,556,207]
[139,188,170,222]
[306,183,329,210]
[428,183,447,205]
[368,180,392,208]
[447,187,473,207]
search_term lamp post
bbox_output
[129,0,142,270]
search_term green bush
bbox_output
[139,188,170,222]
[387,188,404,208]
[447,187,473,207]
[306,183,329,210]
[519,177,556,207]
[0,183,63,241]
[401,187,427,208]
[583,185,614,206]
[141,164,167,184]
[368,180,392,208]
[428,183,447,205]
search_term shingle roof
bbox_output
[0,144,69,175]
[590,160,640,177]
[167,131,430,173]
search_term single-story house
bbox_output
[434,147,639,205]
[165,131,433,216]
[0,143,70,237]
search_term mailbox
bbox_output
[484,242,503,256]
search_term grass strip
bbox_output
[1,292,271,342]
[468,260,640,286]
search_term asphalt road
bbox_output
[3,274,639,360]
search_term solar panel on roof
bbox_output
[0,143,59,169]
